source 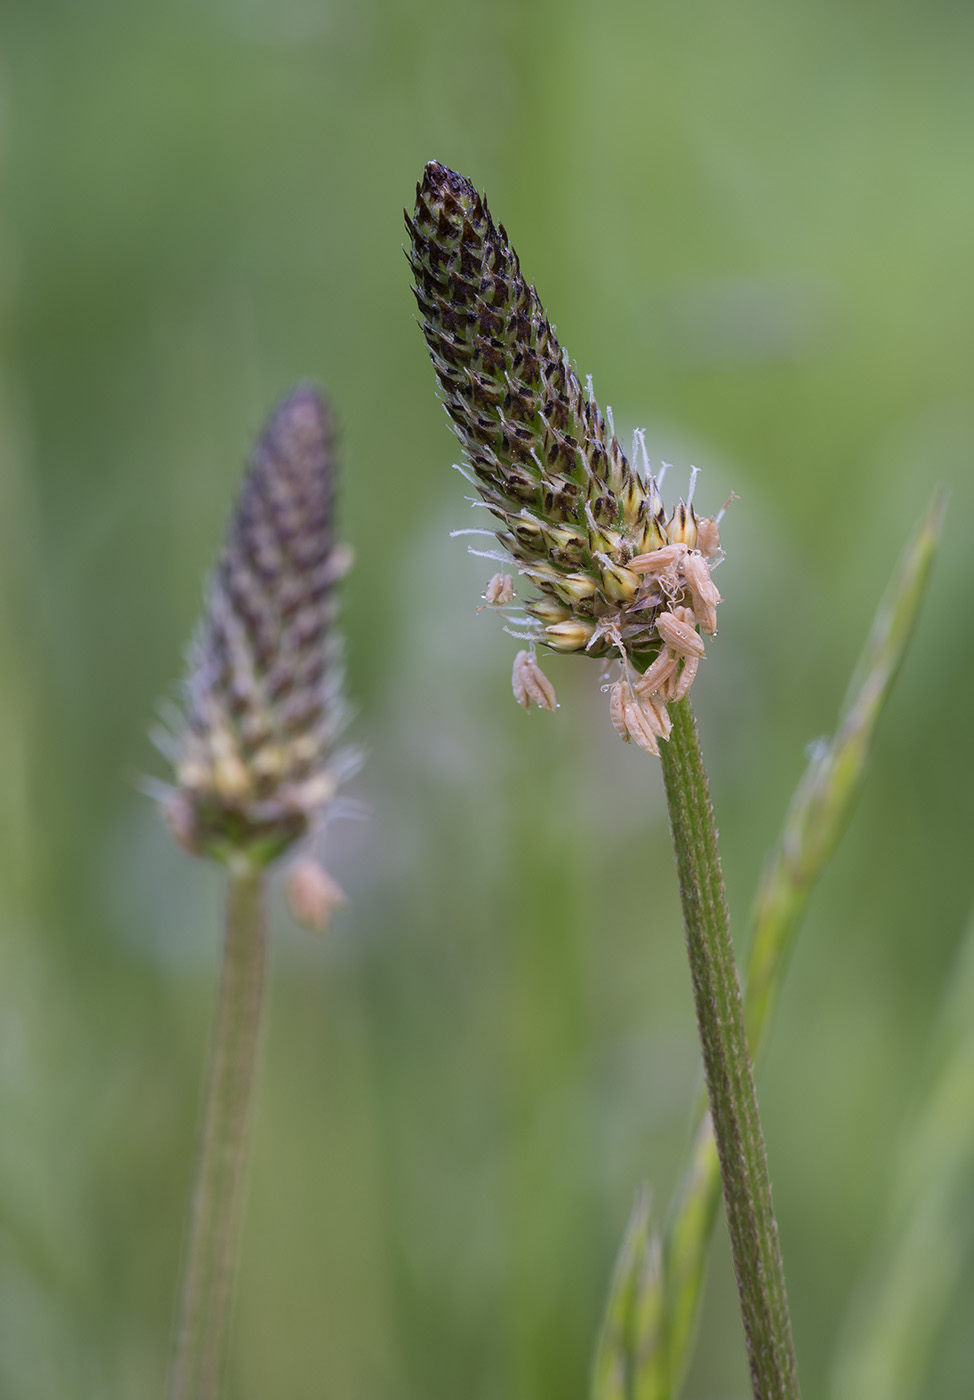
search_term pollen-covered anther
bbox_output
[328,542,357,581]
[622,696,661,756]
[656,609,706,659]
[608,680,629,741]
[682,551,722,636]
[285,855,348,934]
[694,516,721,559]
[634,650,679,699]
[608,674,675,754]
[645,690,673,739]
[665,654,699,703]
[628,543,689,576]
[544,619,596,652]
[484,572,516,605]
[512,649,558,711]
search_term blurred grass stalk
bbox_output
[169,861,267,1400]
[161,389,348,1397]
[827,901,974,1400]
[593,487,946,1399]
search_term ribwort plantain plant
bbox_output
[153,386,355,1400]
[406,159,796,1398]
[406,162,946,1400]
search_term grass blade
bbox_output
[591,1189,664,1400]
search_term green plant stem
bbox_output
[656,489,945,1396]
[658,698,799,1400]
[169,858,268,1400]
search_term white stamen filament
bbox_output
[466,547,514,564]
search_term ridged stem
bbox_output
[655,489,945,1396]
[658,699,799,1400]
[169,859,267,1400]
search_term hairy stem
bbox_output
[658,698,799,1400]
[169,859,267,1400]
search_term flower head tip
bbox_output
[406,162,724,754]
[158,386,352,866]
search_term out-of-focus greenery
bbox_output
[3,1,973,1396]
[829,906,974,1400]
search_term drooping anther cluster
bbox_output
[406,161,723,755]
[157,387,354,893]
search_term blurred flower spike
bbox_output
[156,386,356,872]
[406,162,724,755]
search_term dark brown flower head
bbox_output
[406,162,724,750]
[160,387,352,864]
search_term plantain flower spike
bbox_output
[406,161,724,753]
[158,387,353,866]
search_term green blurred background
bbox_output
[3,0,974,1395]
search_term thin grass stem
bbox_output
[169,858,267,1400]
